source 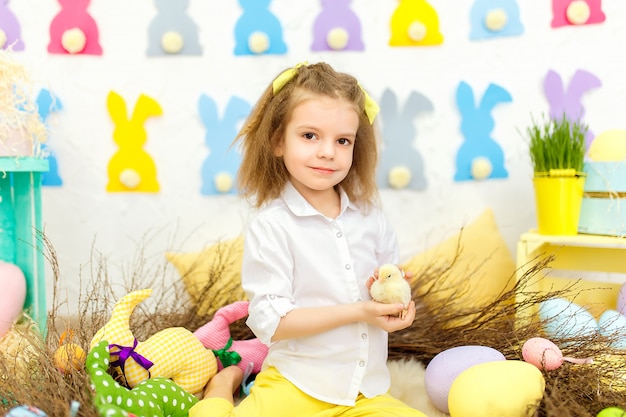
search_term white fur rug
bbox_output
[388,359,447,417]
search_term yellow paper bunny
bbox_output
[106,91,162,192]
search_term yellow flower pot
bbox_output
[533,169,586,235]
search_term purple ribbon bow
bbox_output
[109,338,154,377]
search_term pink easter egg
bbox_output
[522,337,563,371]
[0,261,27,338]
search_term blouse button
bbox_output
[345,264,351,270]
[359,361,366,367]
[336,231,343,238]
[269,295,275,300]
[361,333,368,339]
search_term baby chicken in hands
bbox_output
[369,263,412,319]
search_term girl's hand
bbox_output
[359,299,416,333]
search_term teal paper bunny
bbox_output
[87,340,198,417]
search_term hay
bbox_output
[1,236,625,416]
[0,48,47,157]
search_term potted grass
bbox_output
[526,115,587,235]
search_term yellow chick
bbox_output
[369,263,412,319]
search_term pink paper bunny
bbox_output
[194,300,268,375]
[48,0,102,55]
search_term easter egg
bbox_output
[588,129,626,162]
[53,343,87,374]
[0,261,27,338]
[424,345,506,413]
[597,407,626,417]
[448,360,545,417]
[5,405,48,416]
[522,337,564,371]
[539,298,598,340]
[598,310,626,349]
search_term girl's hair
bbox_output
[235,62,380,208]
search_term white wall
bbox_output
[8,0,626,312]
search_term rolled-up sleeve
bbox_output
[242,214,297,346]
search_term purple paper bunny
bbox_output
[0,0,25,50]
[544,69,601,149]
[311,0,364,51]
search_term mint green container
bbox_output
[0,157,49,333]
[578,162,626,237]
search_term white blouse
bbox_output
[243,181,399,406]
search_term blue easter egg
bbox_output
[598,310,626,349]
[539,298,598,340]
[5,405,48,417]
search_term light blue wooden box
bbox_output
[578,162,626,237]
[0,157,49,333]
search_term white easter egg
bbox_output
[448,360,545,417]
[598,309,626,349]
[424,345,506,414]
[0,261,27,338]
[539,298,598,340]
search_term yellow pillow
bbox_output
[401,209,516,325]
[166,236,247,316]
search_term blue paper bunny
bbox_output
[454,81,512,181]
[198,95,251,195]
[36,89,63,186]
[233,0,287,55]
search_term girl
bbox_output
[190,62,424,417]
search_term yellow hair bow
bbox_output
[272,61,308,95]
[271,62,379,124]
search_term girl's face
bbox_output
[276,95,359,204]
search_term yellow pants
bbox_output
[189,366,427,417]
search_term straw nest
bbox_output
[1,234,625,417]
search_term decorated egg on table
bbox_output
[539,298,598,340]
[598,310,626,349]
[0,261,27,338]
[424,345,505,413]
[448,360,545,417]
[4,405,48,416]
